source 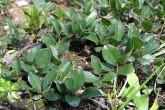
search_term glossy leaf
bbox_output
[132,37,144,49]
[138,0,145,9]
[119,64,135,75]
[80,87,102,99]
[43,69,57,93]
[86,11,97,26]
[51,20,62,37]
[64,78,75,91]
[28,73,41,92]
[65,94,80,107]
[57,41,70,55]
[44,92,61,101]
[84,71,100,83]
[91,55,102,74]
[115,21,125,41]
[32,95,42,100]
[102,72,116,82]
[28,45,41,61]
[42,34,56,47]
[134,96,148,110]
[71,69,85,91]
[127,73,140,96]
[86,33,99,44]
[35,49,51,69]
[49,45,58,59]
[142,34,155,43]
[11,58,21,75]
[142,43,159,55]
[58,61,72,80]
[65,69,85,91]
[102,45,120,65]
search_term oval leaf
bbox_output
[119,64,135,75]
[115,21,125,41]
[91,55,102,74]
[35,49,51,69]
[43,69,57,93]
[102,45,120,65]
[80,87,102,100]
[65,94,80,107]
[44,92,61,101]
[28,73,41,92]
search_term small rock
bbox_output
[16,0,29,7]
[4,26,9,31]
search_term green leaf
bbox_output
[119,64,135,75]
[64,78,75,91]
[51,20,62,37]
[65,69,85,91]
[132,37,144,49]
[134,96,148,110]
[115,21,125,41]
[23,6,43,30]
[138,0,145,9]
[32,95,42,100]
[7,93,13,103]
[142,21,153,31]
[1,69,12,78]
[142,34,155,43]
[163,0,165,11]
[91,55,102,74]
[57,41,70,55]
[126,38,133,52]
[28,73,41,92]
[65,94,80,107]
[138,54,155,65]
[102,72,116,82]
[85,33,99,44]
[71,69,85,91]
[83,2,92,14]
[21,61,36,73]
[42,34,56,47]
[28,45,41,61]
[11,58,21,75]
[132,29,141,38]
[44,92,61,101]
[6,18,22,42]
[102,45,120,65]
[19,81,31,90]
[49,45,58,59]
[35,49,51,69]
[86,11,97,26]
[43,69,57,93]
[80,87,102,99]
[0,92,6,99]
[11,91,20,99]
[150,96,159,110]
[141,6,150,20]
[0,35,8,48]
[142,43,159,55]
[58,61,72,80]
[127,73,140,96]
[98,24,109,36]
[67,7,77,19]
[84,71,99,83]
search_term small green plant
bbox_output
[0,77,20,103]
[5,18,22,45]
[1,0,165,109]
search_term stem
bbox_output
[113,65,119,110]
[118,64,165,110]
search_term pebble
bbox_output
[16,0,29,7]
[4,26,9,31]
